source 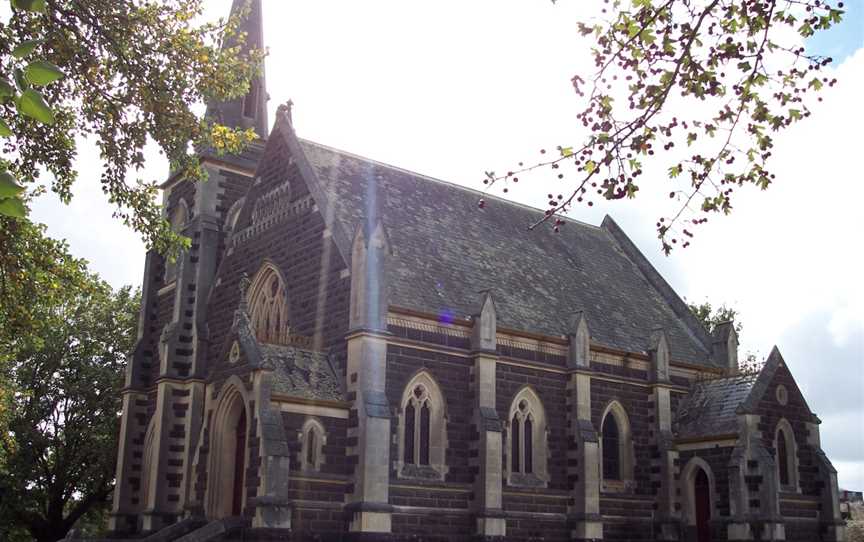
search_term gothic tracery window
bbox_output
[507,388,548,484]
[247,264,289,344]
[403,384,432,466]
[510,399,535,474]
[399,372,447,477]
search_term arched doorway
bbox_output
[231,408,247,516]
[205,383,249,519]
[694,468,711,542]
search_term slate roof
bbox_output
[259,343,344,402]
[295,138,717,366]
[674,374,758,439]
[229,304,344,402]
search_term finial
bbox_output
[277,99,294,125]
[239,272,251,302]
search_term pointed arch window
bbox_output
[243,80,259,119]
[600,401,634,489]
[247,264,289,344]
[300,418,326,472]
[403,384,432,466]
[775,419,799,492]
[778,433,789,486]
[398,372,447,479]
[510,400,536,475]
[602,414,621,480]
[507,387,549,486]
[225,197,245,239]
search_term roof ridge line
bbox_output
[601,215,715,358]
[297,137,602,231]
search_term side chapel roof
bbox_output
[283,130,717,367]
[674,346,817,439]
[259,344,343,402]
[229,296,344,403]
[675,374,758,439]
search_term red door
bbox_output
[231,409,247,516]
[695,468,711,542]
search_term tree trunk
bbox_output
[31,523,71,542]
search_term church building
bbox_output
[105,1,846,541]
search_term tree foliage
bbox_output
[0,0,263,255]
[0,216,86,344]
[688,300,766,375]
[0,219,138,542]
[484,0,844,253]
[688,299,741,335]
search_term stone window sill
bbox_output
[507,472,548,489]
[601,479,636,494]
[779,486,801,495]
[398,463,444,481]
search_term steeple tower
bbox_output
[108,2,270,536]
[206,0,268,138]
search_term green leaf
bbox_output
[640,29,656,46]
[13,68,28,91]
[11,0,46,12]
[808,77,823,91]
[12,39,42,59]
[0,172,25,197]
[560,146,574,157]
[584,160,596,174]
[0,196,27,218]
[16,89,55,125]
[25,61,65,86]
[668,164,683,178]
[0,118,12,137]
[0,77,14,98]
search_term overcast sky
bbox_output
[30,1,863,490]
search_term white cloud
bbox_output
[29,0,863,489]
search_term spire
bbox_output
[206,0,269,138]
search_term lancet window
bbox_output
[600,401,634,484]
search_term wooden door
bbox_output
[231,409,247,516]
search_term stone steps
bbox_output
[174,517,248,542]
